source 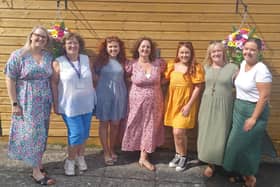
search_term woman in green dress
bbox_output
[223,38,272,187]
[197,41,238,177]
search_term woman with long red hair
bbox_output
[94,36,127,165]
[164,41,205,172]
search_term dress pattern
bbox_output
[95,58,127,121]
[121,59,165,153]
[164,61,205,129]
[197,63,238,165]
[4,49,53,167]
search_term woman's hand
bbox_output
[12,105,22,116]
[243,117,256,132]
[181,104,191,117]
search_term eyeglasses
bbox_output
[32,32,47,39]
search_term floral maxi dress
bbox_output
[121,59,165,153]
[4,49,53,167]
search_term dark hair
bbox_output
[62,32,85,53]
[95,36,127,67]
[131,37,157,62]
[244,38,263,51]
[174,41,196,75]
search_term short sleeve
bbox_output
[125,60,135,75]
[191,63,205,84]
[256,63,272,83]
[156,58,166,73]
[4,50,21,80]
[164,60,175,80]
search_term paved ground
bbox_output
[0,141,279,187]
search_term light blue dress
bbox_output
[95,58,127,121]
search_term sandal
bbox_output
[229,175,245,183]
[243,176,256,187]
[104,157,114,166]
[40,168,48,176]
[203,164,215,178]
[31,175,55,185]
[138,159,156,171]
[111,154,118,162]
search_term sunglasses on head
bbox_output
[178,41,192,45]
[209,40,222,44]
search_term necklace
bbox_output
[65,54,81,79]
[211,66,224,96]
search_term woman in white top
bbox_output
[223,38,272,187]
[51,32,96,176]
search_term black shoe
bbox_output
[175,156,188,172]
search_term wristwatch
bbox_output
[12,102,18,107]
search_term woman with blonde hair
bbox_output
[5,25,55,185]
[197,41,238,177]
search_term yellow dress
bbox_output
[164,60,205,129]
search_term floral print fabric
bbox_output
[121,59,165,153]
[4,49,53,167]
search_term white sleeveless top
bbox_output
[235,60,272,102]
[56,54,96,117]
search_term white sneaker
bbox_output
[64,159,75,176]
[76,156,88,171]
[175,156,188,172]
[168,153,181,168]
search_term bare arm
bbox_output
[243,82,271,131]
[5,76,22,115]
[51,60,60,115]
[181,83,203,117]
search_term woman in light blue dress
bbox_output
[95,36,127,165]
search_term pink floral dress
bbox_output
[4,49,53,167]
[121,59,166,153]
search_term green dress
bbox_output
[223,99,269,175]
[197,63,238,165]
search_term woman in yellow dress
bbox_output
[164,41,205,172]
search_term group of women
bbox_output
[4,25,272,187]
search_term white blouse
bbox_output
[235,60,272,102]
[57,54,96,117]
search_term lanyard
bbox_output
[65,55,81,79]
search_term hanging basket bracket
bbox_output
[57,0,68,10]
[235,0,247,14]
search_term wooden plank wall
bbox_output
[0,0,279,154]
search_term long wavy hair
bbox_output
[203,41,227,66]
[131,37,157,62]
[174,41,196,75]
[21,25,51,56]
[95,36,127,68]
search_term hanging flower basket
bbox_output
[222,27,265,65]
[48,21,69,58]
